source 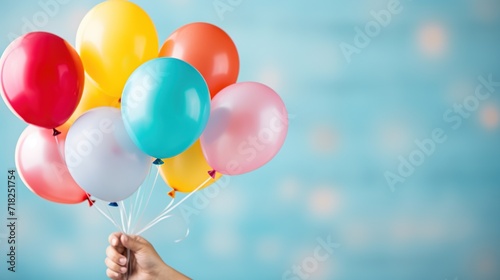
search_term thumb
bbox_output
[120,234,146,252]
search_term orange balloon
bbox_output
[159,22,239,98]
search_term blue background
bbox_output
[1,0,500,279]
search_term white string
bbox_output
[54,132,121,232]
[131,166,160,234]
[134,176,212,235]
[125,248,131,280]
[84,194,122,231]
[94,204,122,231]
[135,215,173,236]
[127,164,153,234]
[160,176,212,216]
[174,228,190,243]
[118,201,127,233]
[129,166,154,233]
[104,201,120,231]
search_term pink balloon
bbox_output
[200,82,288,175]
[15,126,87,204]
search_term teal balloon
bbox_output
[121,57,210,159]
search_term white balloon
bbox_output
[65,107,151,202]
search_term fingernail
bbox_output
[120,267,127,273]
[112,238,117,246]
[120,257,126,265]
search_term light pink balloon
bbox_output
[200,82,288,175]
[15,126,87,204]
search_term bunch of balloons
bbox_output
[1,0,288,217]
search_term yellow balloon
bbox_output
[76,0,159,97]
[58,74,120,132]
[160,141,221,193]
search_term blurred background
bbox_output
[1,0,500,279]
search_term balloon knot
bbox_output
[118,98,121,103]
[153,158,164,165]
[168,190,176,198]
[52,128,61,136]
[86,197,96,207]
[109,202,118,207]
[208,170,216,179]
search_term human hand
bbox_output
[105,232,190,280]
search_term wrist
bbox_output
[158,262,190,280]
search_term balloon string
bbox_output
[127,208,132,233]
[175,227,190,243]
[130,166,158,234]
[131,166,160,234]
[161,194,176,216]
[127,192,136,233]
[135,176,212,235]
[130,164,155,233]
[119,198,132,280]
[119,201,127,233]
[135,215,173,236]
[85,194,122,231]
[126,247,131,280]
[162,176,212,215]
[104,202,120,231]
[142,176,211,230]
[95,204,122,231]
[128,164,153,233]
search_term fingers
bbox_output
[105,245,128,279]
[108,232,122,246]
[121,234,149,252]
[106,268,124,280]
[106,233,128,279]
[106,245,127,267]
[105,257,127,274]
[108,232,125,254]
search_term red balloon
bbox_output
[159,22,239,99]
[0,32,84,128]
[15,125,87,204]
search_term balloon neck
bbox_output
[168,190,176,198]
[86,196,96,207]
[52,128,61,136]
[208,170,216,179]
[108,202,118,207]
[118,98,121,103]
[153,158,164,165]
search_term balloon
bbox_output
[200,82,288,175]
[58,74,120,132]
[76,0,158,97]
[0,32,84,128]
[15,126,87,204]
[65,107,151,202]
[159,141,222,193]
[121,57,211,159]
[159,22,239,98]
